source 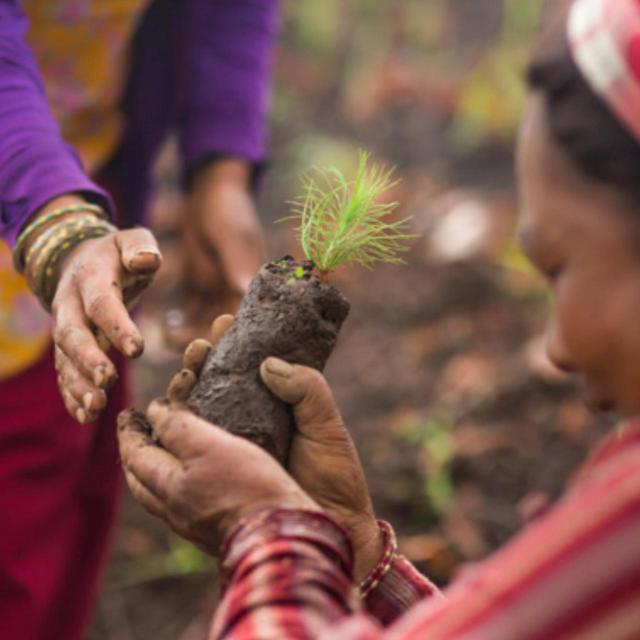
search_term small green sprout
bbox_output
[285,151,414,280]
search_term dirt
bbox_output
[187,257,350,463]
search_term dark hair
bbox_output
[527,27,640,206]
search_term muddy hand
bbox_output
[53,228,162,423]
[117,400,318,553]
[259,359,383,583]
[166,314,234,404]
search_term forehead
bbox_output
[516,95,638,255]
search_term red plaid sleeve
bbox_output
[360,521,441,627]
[209,508,361,639]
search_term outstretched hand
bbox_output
[53,226,162,423]
[167,316,383,581]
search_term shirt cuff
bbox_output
[0,159,114,248]
[220,508,354,589]
[361,520,441,627]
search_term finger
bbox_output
[52,293,117,388]
[259,358,344,437]
[76,263,144,358]
[58,380,86,424]
[55,348,107,418]
[147,399,216,459]
[183,339,212,374]
[115,227,162,275]
[167,369,198,404]
[118,410,181,499]
[210,314,234,345]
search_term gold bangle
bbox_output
[13,203,107,273]
[24,216,117,311]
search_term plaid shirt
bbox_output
[210,422,640,639]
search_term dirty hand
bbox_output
[260,359,383,583]
[166,158,265,348]
[168,317,383,582]
[117,401,319,553]
[52,223,161,423]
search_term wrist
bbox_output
[352,518,386,584]
[220,492,321,543]
[21,195,93,258]
[220,507,354,588]
[190,157,252,194]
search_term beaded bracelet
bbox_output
[13,203,107,273]
[359,520,397,598]
[24,216,117,311]
[24,213,103,290]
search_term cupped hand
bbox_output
[165,159,265,349]
[53,227,162,423]
[169,316,382,582]
[117,401,319,554]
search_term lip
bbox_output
[582,377,615,413]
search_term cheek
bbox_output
[550,275,608,371]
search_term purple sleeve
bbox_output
[176,0,280,170]
[0,0,112,248]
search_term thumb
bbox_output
[115,227,163,275]
[259,358,344,438]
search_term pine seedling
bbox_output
[285,151,414,280]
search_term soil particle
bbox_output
[188,257,350,463]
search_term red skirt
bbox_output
[0,346,127,640]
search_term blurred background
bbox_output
[90,1,614,637]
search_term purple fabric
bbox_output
[0,0,279,246]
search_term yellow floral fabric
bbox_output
[0,0,150,380]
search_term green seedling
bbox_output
[284,151,414,281]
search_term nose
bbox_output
[545,318,576,374]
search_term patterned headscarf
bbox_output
[568,0,640,142]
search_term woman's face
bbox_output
[517,95,640,417]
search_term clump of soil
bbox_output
[187,256,350,463]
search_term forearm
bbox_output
[0,0,111,248]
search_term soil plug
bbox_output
[187,151,413,463]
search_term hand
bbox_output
[117,401,319,554]
[166,159,265,348]
[168,317,383,582]
[260,359,383,583]
[50,216,161,423]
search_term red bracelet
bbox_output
[359,520,397,598]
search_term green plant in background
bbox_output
[401,414,456,515]
[452,0,545,150]
[285,151,413,279]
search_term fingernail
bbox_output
[135,247,161,258]
[83,392,93,412]
[130,249,161,271]
[124,336,142,358]
[94,365,106,387]
[265,357,293,378]
[76,408,87,424]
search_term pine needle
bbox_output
[283,151,414,276]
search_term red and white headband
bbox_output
[568,0,640,141]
